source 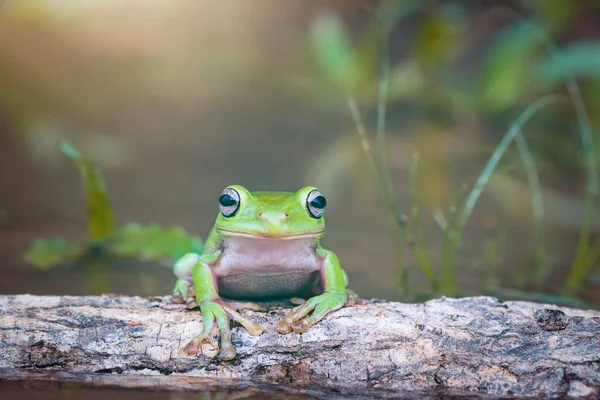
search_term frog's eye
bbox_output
[306,189,326,219]
[219,187,240,217]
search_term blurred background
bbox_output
[0,0,599,307]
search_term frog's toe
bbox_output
[275,319,293,334]
[291,319,310,333]
[218,342,236,360]
[172,279,189,304]
[278,293,346,334]
[172,292,185,304]
[222,304,264,336]
[181,336,207,356]
[289,297,306,305]
[226,301,262,311]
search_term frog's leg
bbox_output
[289,269,360,307]
[172,253,200,304]
[179,252,264,360]
[276,248,347,334]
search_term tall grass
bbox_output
[440,95,561,295]
[514,133,546,286]
[344,6,597,300]
[501,7,598,295]
[347,98,410,295]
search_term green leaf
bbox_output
[24,237,81,270]
[310,12,358,92]
[58,139,114,239]
[413,5,464,71]
[481,19,544,110]
[537,42,600,85]
[107,223,203,262]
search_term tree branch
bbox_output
[0,295,599,398]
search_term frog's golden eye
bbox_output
[219,187,240,217]
[306,189,326,219]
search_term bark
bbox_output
[0,294,599,399]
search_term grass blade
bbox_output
[408,153,438,292]
[498,7,598,301]
[514,133,547,285]
[441,183,467,295]
[458,95,560,236]
[347,99,409,294]
[444,95,561,293]
[58,139,114,240]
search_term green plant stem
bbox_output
[564,76,598,293]
[444,95,561,294]
[376,40,413,293]
[514,133,547,286]
[347,98,409,295]
[500,7,598,299]
[441,184,467,296]
[408,153,439,292]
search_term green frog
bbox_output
[172,185,349,360]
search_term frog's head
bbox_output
[214,185,327,239]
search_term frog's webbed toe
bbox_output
[180,316,217,356]
[276,292,346,334]
[181,332,215,356]
[225,300,262,312]
[172,279,190,304]
[180,299,264,360]
[289,297,306,306]
[220,302,264,336]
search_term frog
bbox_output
[171,185,349,360]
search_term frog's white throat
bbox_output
[214,232,324,299]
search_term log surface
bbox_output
[0,294,599,399]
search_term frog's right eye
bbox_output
[219,187,240,217]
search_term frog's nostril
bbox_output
[258,212,263,218]
[285,213,289,218]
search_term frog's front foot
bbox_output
[181,299,264,360]
[171,279,190,304]
[276,292,346,334]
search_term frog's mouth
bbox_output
[216,229,323,240]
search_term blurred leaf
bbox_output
[413,5,464,71]
[310,2,418,95]
[107,223,203,262]
[388,60,425,99]
[310,12,358,92]
[482,20,544,110]
[537,42,600,85]
[24,237,81,270]
[371,0,419,32]
[525,0,580,33]
[59,139,114,240]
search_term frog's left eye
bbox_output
[219,187,240,217]
[306,189,326,219]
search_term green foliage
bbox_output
[58,139,114,240]
[481,20,544,110]
[311,12,360,93]
[107,223,203,261]
[24,237,81,270]
[538,42,600,85]
[515,133,547,286]
[310,0,418,97]
[443,95,560,295]
[312,1,599,303]
[24,140,203,270]
[408,154,438,293]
